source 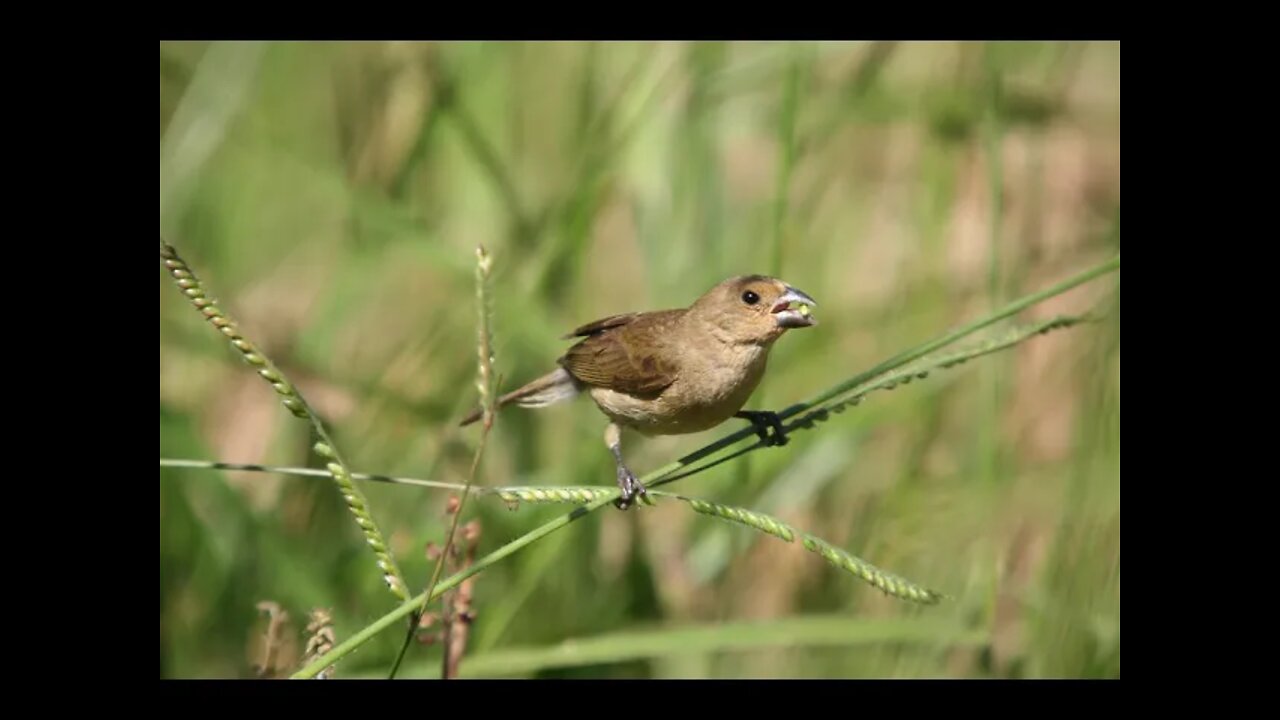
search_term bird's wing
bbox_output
[562,313,645,339]
[559,310,683,397]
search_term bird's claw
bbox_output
[738,410,790,447]
[614,466,649,510]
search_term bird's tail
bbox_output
[459,366,582,427]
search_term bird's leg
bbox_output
[735,410,789,447]
[605,422,648,510]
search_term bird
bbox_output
[460,275,818,509]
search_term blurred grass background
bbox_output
[159,40,1120,679]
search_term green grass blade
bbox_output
[158,458,622,500]
[437,615,983,677]
[784,256,1117,418]
[779,314,1093,436]
[158,459,466,492]
[663,493,941,604]
[388,244,500,679]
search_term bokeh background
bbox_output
[159,40,1120,679]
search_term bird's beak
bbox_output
[771,285,818,329]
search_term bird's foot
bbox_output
[614,464,650,510]
[736,410,790,447]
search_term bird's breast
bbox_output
[591,340,771,436]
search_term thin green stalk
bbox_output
[158,459,465,492]
[438,615,983,677]
[781,255,1117,419]
[160,239,410,603]
[388,245,498,679]
[384,427,493,679]
[778,315,1090,435]
[158,457,617,498]
[158,458,622,503]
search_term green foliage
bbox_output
[160,40,1120,679]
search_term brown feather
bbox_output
[558,309,684,397]
[458,367,580,426]
[562,313,646,339]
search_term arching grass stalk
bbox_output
[290,255,1119,678]
[160,239,410,603]
[668,493,942,604]
[388,245,498,679]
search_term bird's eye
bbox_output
[742,291,760,305]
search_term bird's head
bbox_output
[687,275,818,344]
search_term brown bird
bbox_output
[460,275,818,509]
